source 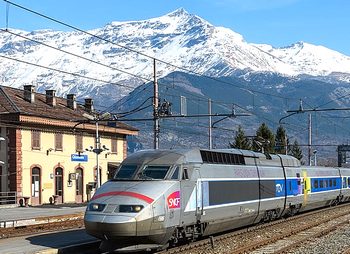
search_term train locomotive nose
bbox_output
[84,192,154,241]
[84,211,137,239]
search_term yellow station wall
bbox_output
[20,129,124,205]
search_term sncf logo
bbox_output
[167,191,180,209]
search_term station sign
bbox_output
[71,154,88,162]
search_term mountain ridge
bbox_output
[0,8,349,105]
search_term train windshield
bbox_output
[114,164,138,179]
[137,165,170,180]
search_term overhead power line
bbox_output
[5,0,345,140]
[0,28,153,83]
[0,54,135,90]
[3,0,300,102]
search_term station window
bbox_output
[76,134,83,152]
[55,133,63,151]
[31,130,41,150]
[111,138,118,153]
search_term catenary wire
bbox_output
[0,28,153,83]
[0,54,136,90]
[4,0,346,144]
[3,0,301,102]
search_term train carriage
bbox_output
[186,149,261,235]
[84,148,348,252]
[299,167,341,212]
[339,167,350,201]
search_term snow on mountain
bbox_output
[253,41,350,76]
[0,8,349,105]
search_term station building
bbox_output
[0,85,138,206]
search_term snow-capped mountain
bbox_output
[254,42,350,76]
[0,8,350,105]
[0,9,350,102]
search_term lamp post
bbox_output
[95,121,101,188]
[83,112,111,189]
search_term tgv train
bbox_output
[84,149,350,252]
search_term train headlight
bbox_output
[88,203,106,212]
[118,205,144,213]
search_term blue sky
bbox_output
[1,0,349,55]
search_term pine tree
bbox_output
[275,125,288,154]
[253,123,275,153]
[230,125,251,150]
[289,139,303,161]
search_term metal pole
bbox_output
[153,58,159,149]
[285,131,288,155]
[208,99,212,149]
[308,113,312,166]
[95,121,100,188]
[314,151,317,166]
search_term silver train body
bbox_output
[84,149,350,252]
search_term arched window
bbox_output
[31,167,41,205]
[75,168,83,203]
[55,167,64,203]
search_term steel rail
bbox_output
[156,203,350,254]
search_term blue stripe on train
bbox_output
[310,177,341,193]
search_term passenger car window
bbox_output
[182,168,189,180]
[170,166,180,180]
[314,180,318,188]
[343,177,347,188]
[138,165,170,180]
[114,165,138,179]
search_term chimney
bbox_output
[84,98,94,112]
[46,90,56,107]
[67,94,77,110]
[23,85,35,103]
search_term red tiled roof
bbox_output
[0,86,138,133]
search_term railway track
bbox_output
[0,213,84,238]
[156,203,350,254]
[248,210,350,254]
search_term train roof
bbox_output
[126,148,301,167]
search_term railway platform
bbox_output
[0,203,101,254]
[0,203,86,228]
[0,228,100,254]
